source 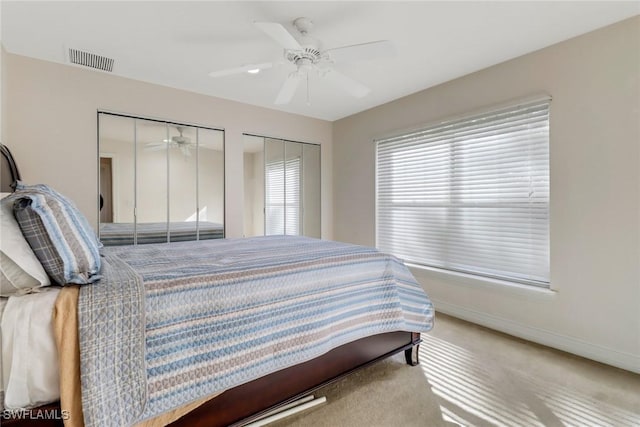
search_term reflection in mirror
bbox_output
[168,125,196,235]
[283,141,302,236]
[265,138,285,236]
[137,119,168,225]
[197,128,225,239]
[302,143,321,238]
[98,112,224,245]
[243,135,265,237]
[98,114,137,244]
[242,134,320,239]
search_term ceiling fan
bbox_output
[146,126,195,156]
[208,17,396,105]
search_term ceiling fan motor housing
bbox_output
[285,17,324,67]
[286,47,322,66]
[172,136,189,144]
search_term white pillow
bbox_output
[2,288,60,409]
[0,196,50,296]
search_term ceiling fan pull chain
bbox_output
[306,73,311,106]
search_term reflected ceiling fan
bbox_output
[208,17,396,105]
[146,126,195,156]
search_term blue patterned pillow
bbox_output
[10,184,102,285]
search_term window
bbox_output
[376,98,550,287]
[265,157,301,235]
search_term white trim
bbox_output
[408,263,556,298]
[432,299,640,374]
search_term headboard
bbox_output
[0,143,22,193]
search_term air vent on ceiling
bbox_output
[68,48,114,72]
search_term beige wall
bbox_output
[1,46,5,144]
[302,143,321,238]
[0,57,3,144]
[333,17,640,372]
[3,53,333,238]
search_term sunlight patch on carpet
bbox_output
[419,335,640,426]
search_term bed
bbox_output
[0,142,434,427]
[99,221,224,246]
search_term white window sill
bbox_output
[405,262,557,299]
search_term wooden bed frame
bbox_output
[0,143,423,426]
[0,142,21,192]
[3,333,420,427]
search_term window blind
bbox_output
[265,157,301,235]
[376,99,550,286]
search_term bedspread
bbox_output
[77,254,146,426]
[78,236,434,427]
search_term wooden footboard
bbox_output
[171,331,421,427]
[2,331,421,427]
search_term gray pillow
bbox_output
[11,184,101,285]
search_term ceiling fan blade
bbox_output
[325,40,396,63]
[254,22,302,50]
[275,73,302,105]
[322,68,370,98]
[145,143,167,151]
[209,62,273,78]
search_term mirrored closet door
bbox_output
[98,112,224,245]
[243,134,320,238]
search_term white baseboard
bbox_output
[431,298,640,374]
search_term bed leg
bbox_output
[405,345,419,366]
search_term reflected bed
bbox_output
[99,221,224,246]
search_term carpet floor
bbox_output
[273,313,640,427]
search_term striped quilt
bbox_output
[78,236,434,427]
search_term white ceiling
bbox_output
[2,1,638,121]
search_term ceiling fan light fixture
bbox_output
[247,68,261,74]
